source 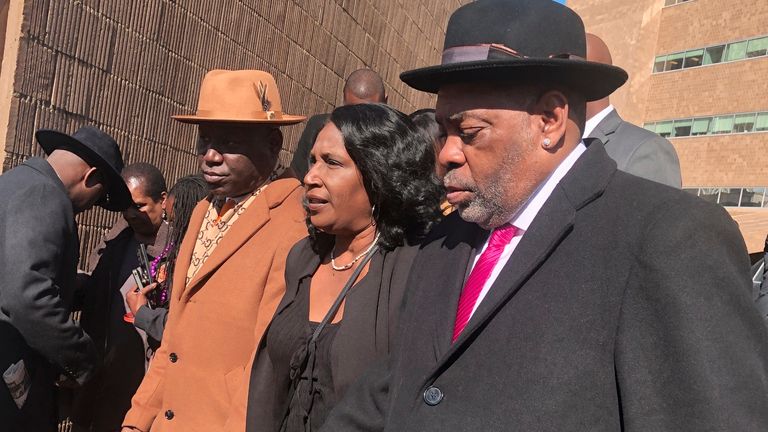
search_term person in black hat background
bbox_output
[0,125,130,431]
[321,1,768,431]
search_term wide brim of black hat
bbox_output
[400,58,628,101]
[35,130,132,211]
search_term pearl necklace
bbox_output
[331,232,380,271]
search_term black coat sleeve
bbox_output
[615,198,768,430]
[0,183,98,384]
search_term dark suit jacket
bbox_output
[321,142,768,431]
[0,157,98,430]
[588,108,682,188]
[289,113,330,180]
[246,237,418,432]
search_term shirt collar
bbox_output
[582,104,614,138]
[508,141,587,232]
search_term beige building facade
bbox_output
[0,0,468,266]
[571,0,768,251]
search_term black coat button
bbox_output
[165,409,174,420]
[423,386,444,406]
[169,353,178,363]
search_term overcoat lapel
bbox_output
[182,199,271,302]
[417,218,487,359]
[427,142,617,376]
[181,179,302,300]
[172,199,210,301]
[589,108,622,146]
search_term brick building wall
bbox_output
[675,134,768,187]
[0,0,468,268]
[655,0,767,53]
[645,58,768,121]
[568,0,663,125]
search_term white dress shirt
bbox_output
[582,104,614,138]
[468,142,587,317]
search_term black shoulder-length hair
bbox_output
[308,103,443,253]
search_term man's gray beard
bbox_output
[455,181,521,230]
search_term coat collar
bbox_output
[24,157,68,195]
[427,141,617,377]
[176,177,302,300]
[588,108,623,144]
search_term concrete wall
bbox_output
[0,0,468,268]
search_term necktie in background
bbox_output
[452,224,519,342]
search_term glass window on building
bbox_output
[656,121,674,138]
[673,119,692,137]
[691,117,712,136]
[756,112,768,132]
[683,49,704,68]
[664,52,684,71]
[699,188,720,203]
[703,45,725,65]
[733,113,756,133]
[711,115,734,134]
[664,0,676,5]
[746,36,768,58]
[718,188,742,206]
[653,55,666,73]
[740,188,766,207]
[644,123,656,133]
[725,40,748,62]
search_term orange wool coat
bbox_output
[122,178,307,432]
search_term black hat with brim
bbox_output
[36,126,132,211]
[400,0,628,100]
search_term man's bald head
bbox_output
[586,33,613,66]
[343,69,387,105]
[585,33,613,119]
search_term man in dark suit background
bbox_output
[321,1,768,431]
[584,33,682,188]
[289,68,387,180]
[0,126,130,431]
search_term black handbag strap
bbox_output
[310,245,379,343]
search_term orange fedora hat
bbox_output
[172,69,306,125]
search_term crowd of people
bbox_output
[2,0,768,431]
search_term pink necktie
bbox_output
[452,224,519,342]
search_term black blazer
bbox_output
[321,142,768,431]
[0,158,98,430]
[246,237,418,432]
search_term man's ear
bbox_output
[534,90,568,150]
[83,167,104,188]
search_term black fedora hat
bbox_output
[400,0,627,101]
[35,126,132,211]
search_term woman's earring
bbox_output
[162,209,168,220]
[543,138,552,148]
[371,205,377,227]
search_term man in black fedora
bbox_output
[319,1,768,431]
[0,125,131,431]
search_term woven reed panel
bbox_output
[4,0,468,270]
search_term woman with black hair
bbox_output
[243,103,443,432]
[125,174,208,342]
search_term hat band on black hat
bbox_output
[441,43,585,65]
